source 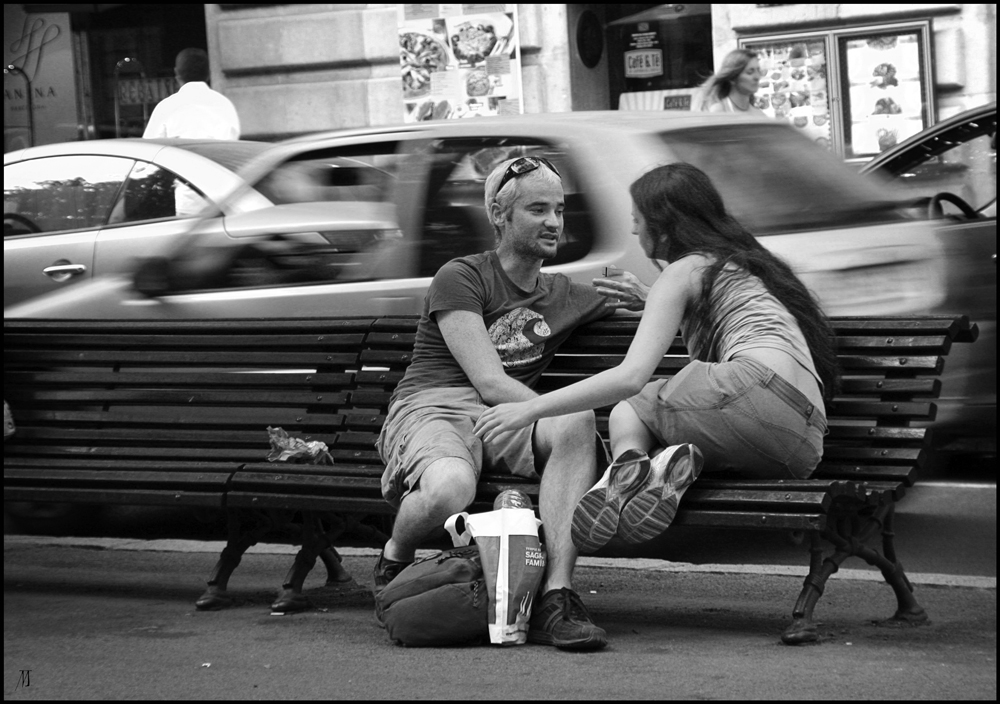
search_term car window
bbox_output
[107,160,212,224]
[420,139,596,276]
[4,155,133,236]
[254,145,401,205]
[657,124,905,235]
[875,114,997,214]
[164,142,408,293]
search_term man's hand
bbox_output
[473,401,537,444]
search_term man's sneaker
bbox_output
[617,443,703,545]
[571,448,650,554]
[527,587,608,650]
[372,550,411,596]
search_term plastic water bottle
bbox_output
[494,489,533,510]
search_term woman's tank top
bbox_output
[681,267,823,391]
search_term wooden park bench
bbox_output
[3,314,978,644]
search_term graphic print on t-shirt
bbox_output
[488,307,552,368]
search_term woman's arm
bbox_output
[474,256,705,442]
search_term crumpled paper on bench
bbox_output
[266,426,333,465]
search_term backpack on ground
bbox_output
[374,545,489,647]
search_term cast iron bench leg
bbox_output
[197,509,272,610]
[783,531,836,645]
[270,512,351,613]
[859,504,927,624]
[782,506,928,644]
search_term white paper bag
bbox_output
[445,508,546,645]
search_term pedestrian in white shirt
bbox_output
[143,48,240,215]
[143,47,240,140]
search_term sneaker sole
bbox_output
[618,444,703,545]
[571,449,650,554]
[527,629,608,650]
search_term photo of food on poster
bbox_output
[398,4,521,122]
[747,38,834,151]
[841,31,926,157]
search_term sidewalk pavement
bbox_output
[4,536,996,700]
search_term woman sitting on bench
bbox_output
[474,162,839,553]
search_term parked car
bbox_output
[861,102,996,447]
[4,138,273,307]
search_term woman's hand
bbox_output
[474,401,537,444]
[592,269,649,312]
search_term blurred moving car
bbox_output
[861,102,996,448]
[6,111,949,321]
[4,138,273,307]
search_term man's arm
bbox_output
[437,309,537,406]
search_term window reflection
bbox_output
[4,156,133,235]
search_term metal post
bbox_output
[4,64,34,147]
[113,57,148,138]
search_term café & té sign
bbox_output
[624,21,663,79]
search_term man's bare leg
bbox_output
[529,410,608,650]
[532,410,599,593]
[382,457,477,563]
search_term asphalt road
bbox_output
[3,540,996,700]
[4,459,995,699]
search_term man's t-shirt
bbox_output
[392,251,613,404]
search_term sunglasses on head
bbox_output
[494,156,560,197]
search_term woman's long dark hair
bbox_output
[630,162,839,397]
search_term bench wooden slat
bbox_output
[6,426,328,447]
[5,332,368,349]
[237,462,385,478]
[825,400,935,419]
[671,510,825,530]
[5,350,362,367]
[3,317,378,334]
[4,486,224,507]
[6,388,352,407]
[813,463,917,484]
[4,459,237,473]
[825,425,928,442]
[11,408,349,428]
[6,371,356,388]
[8,445,269,462]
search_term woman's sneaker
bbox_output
[571,448,651,554]
[617,443,703,545]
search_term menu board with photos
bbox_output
[744,37,834,151]
[398,4,522,123]
[742,21,933,161]
[839,30,929,158]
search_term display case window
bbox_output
[743,37,833,151]
[741,20,934,162]
[838,28,932,159]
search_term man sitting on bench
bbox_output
[373,155,614,651]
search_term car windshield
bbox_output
[658,124,905,235]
